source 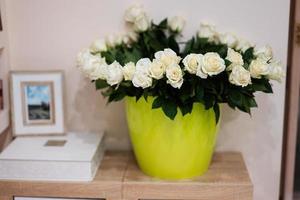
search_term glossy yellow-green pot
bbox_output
[125,97,219,180]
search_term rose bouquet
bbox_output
[77,5,283,123]
[77,5,284,179]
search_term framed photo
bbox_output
[10,71,65,136]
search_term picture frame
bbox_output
[10,71,65,136]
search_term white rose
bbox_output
[124,4,145,23]
[198,23,217,42]
[229,65,251,87]
[226,48,244,70]
[219,32,238,48]
[167,16,185,32]
[249,58,269,78]
[196,65,208,79]
[90,39,107,53]
[132,72,152,88]
[105,34,120,48]
[149,59,165,79]
[133,13,150,32]
[136,58,151,75]
[76,49,108,80]
[154,48,181,68]
[121,34,130,45]
[77,48,92,68]
[267,60,284,82]
[86,57,107,80]
[254,45,273,61]
[236,38,252,52]
[166,63,183,89]
[106,61,123,86]
[90,63,108,80]
[182,53,203,74]
[122,62,136,81]
[201,52,226,76]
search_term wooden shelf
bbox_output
[0,151,253,200]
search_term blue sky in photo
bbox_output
[26,85,50,105]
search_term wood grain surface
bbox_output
[0,151,252,200]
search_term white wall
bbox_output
[0,0,11,133]
[5,0,290,199]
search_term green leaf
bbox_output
[120,81,132,87]
[101,51,116,64]
[197,37,209,46]
[152,96,164,109]
[108,90,126,102]
[228,90,243,106]
[243,47,255,64]
[213,103,220,124]
[101,87,113,97]
[203,94,215,109]
[195,84,204,101]
[251,78,273,93]
[225,59,232,67]
[179,103,193,116]
[135,91,143,102]
[247,98,258,108]
[183,37,194,54]
[162,100,178,120]
[95,79,109,90]
[168,35,179,54]
[158,18,167,29]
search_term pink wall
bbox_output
[5,0,290,199]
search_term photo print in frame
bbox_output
[10,71,65,136]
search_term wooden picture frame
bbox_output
[10,71,65,136]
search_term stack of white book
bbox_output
[0,131,105,181]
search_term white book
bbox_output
[0,131,105,181]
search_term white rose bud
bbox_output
[90,39,107,53]
[249,58,269,78]
[133,13,150,32]
[198,23,217,42]
[124,4,145,23]
[122,35,130,45]
[219,32,238,48]
[149,59,165,79]
[167,16,185,32]
[267,60,284,82]
[106,61,123,86]
[105,34,123,48]
[154,48,181,69]
[166,63,184,89]
[128,31,139,42]
[229,65,251,87]
[122,62,136,81]
[226,48,244,70]
[182,53,203,74]
[136,58,152,75]
[132,72,152,88]
[201,52,226,76]
[236,38,252,53]
[254,45,273,61]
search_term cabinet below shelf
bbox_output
[0,151,253,200]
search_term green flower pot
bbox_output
[125,97,219,180]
